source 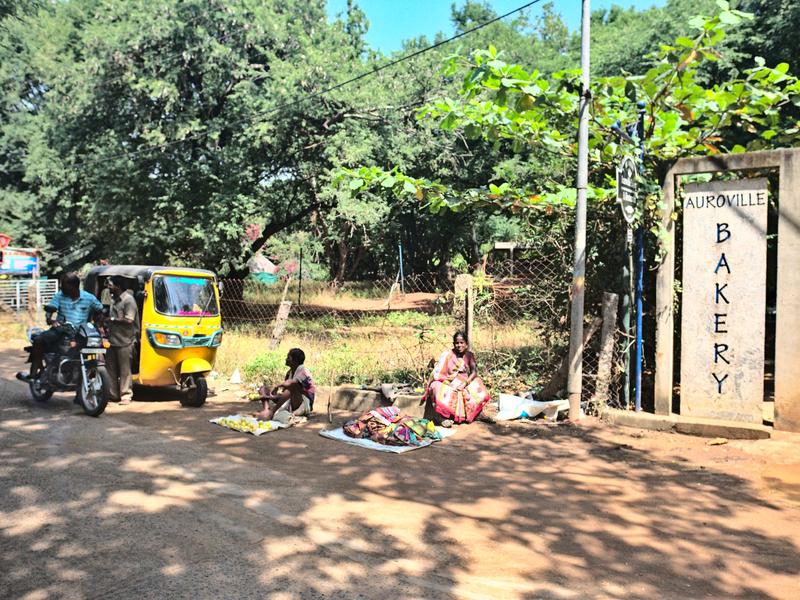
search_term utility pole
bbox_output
[567,0,591,422]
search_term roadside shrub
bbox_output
[242,350,286,384]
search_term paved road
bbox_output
[1,337,800,599]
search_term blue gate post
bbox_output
[634,101,647,412]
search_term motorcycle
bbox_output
[23,322,110,417]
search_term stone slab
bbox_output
[602,408,771,440]
[775,150,800,432]
[654,149,800,433]
[323,385,425,418]
[680,179,768,423]
[601,409,678,432]
[674,418,771,440]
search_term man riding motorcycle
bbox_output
[17,272,104,382]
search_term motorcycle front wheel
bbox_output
[77,366,110,417]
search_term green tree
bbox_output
[0,0,379,274]
[338,1,799,253]
[4,0,796,282]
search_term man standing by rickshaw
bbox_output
[105,276,139,405]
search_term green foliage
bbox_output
[243,344,414,387]
[263,231,328,281]
[0,0,383,274]
[2,0,799,281]
[242,350,286,384]
[335,3,799,261]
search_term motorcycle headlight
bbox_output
[150,330,183,348]
[86,338,103,348]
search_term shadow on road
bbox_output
[1,345,799,598]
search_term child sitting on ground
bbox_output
[252,348,315,421]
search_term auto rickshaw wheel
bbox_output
[180,376,208,408]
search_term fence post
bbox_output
[398,243,405,295]
[465,276,474,342]
[269,300,292,350]
[453,273,473,332]
[593,292,619,408]
[15,281,21,312]
[298,248,303,306]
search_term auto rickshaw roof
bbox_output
[87,265,216,279]
[84,265,217,292]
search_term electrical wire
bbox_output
[7,0,546,173]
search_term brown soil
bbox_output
[300,291,440,312]
[1,331,799,599]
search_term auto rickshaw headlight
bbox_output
[211,331,223,347]
[151,331,182,347]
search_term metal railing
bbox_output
[0,279,59,312]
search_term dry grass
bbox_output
[216,312,559,394]
[2,307,560,395]
[0,312,39,342]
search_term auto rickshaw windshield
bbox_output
[153,275,219,317]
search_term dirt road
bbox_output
[1,333,799,599]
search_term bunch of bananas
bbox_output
[217,415,275,435]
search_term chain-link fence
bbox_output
[0,257,627,411]
[218,273,459,391]
[218,249,627,411]
[473,246,626,411]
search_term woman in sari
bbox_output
[425,331,490,425]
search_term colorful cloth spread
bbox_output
[321,426,454,453]
[425,350,490,423]
[343,406,442,447]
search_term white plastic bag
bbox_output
[496,393,570,421]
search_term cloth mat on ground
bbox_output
[319,426,455,453]
[210,414,304,436]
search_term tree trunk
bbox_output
[437,243,450,283]
[334,240,349,283]
[248,201,320,257]
[345,245,366,281]
[592,292,620,407]
[540,317,603,401]
[469,221,481,268]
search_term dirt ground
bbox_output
[306,291,440,312]
[1,333,800,600]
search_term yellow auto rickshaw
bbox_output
[85,265,223,406]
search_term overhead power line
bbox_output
[11,0,546,173]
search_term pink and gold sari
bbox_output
[426,350,490,423]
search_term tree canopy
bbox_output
[1,0,798,278]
